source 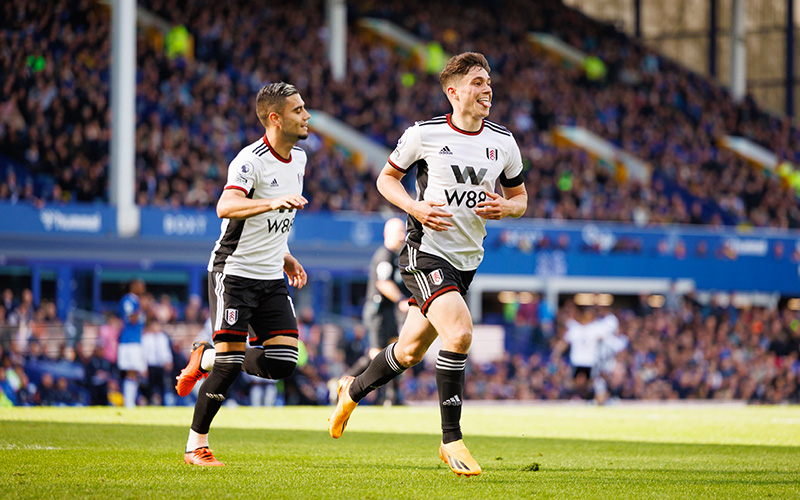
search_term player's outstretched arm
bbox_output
[283,252,307,289]
[216,189,307,219]
[474,184,527,220]
[376,164,453,232]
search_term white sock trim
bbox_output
[186,429,209,452]
[200,348,216,372]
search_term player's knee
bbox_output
[448,329,473,352]
[394,345,425,367]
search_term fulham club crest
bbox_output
[224,308,239,325]
[429,269,444,286]
[486,148,498,161]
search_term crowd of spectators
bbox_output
[2,283,797,407]
[458,295,800,403]
[2,0,800,228]
[0,286,200,407]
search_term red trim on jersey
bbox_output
[387,158,408,173]
[213,329,247,341]
[263,134,292,163]
[446,113,484,136]
[408,297,419,308]
[271,329,299,336]
[248,330,299,343]
[420,286,460,315]
[224,185,249,194]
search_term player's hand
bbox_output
[398,299,410,313]
[283,254,307,289]
[411,200,453,231]
[474,191,512,220]
[270,194,308,211]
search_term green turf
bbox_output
[1,404,798,499]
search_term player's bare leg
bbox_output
[329,306,437,438]
[424,291,481,476]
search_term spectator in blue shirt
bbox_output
[117,279,147,408]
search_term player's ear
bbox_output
[268,111,282,128]
[446,86,458,101]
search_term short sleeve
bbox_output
[122,297,134,316]
[499,138,524,188]
[387,125,423,173]
[564,319,579,342]
[376,261,394,281]
[224,158,256,194]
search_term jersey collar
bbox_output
[446,113,484,136]
[263,134,292,163]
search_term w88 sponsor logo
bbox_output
[444,189,488,208]
[266,218,294,233]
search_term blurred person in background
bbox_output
[117,279,147,408]
[98,313,121,367]
[153,294,178,324]
[141,319,174,406]
[85,345,112,406]
[338,217,409,406]
[554,306,619,401]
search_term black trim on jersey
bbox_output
[213,188,254,269]
[446,113,484,136]
[292,146,304,151]
[406,160,428,246]
[500,171,525,187]
[485,120,512,136]
[262,134,292,163]
[254,142,269,156]
[418,116,447,126]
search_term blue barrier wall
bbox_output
[3,203,800,297]
[0,202,116,235]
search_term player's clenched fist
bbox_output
[474,191,511,220]
[270,194,308,211]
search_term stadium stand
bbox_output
[3,0,800,227]
[1,285,798,406]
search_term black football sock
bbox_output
[243,345,298,379]
[436,350,467,444]
[349,343,406,402]
[344,354,373,377]
[191,351,244,434]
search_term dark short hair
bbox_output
[256,82,299,128]
[439,52,490,90]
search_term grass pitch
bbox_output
[1,403,798,499]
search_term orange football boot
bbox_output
[183,447,224,466]
[328,376,358,438]
[439,439,482,476]
[175,341,213,397]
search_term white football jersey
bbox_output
[208,135,306,280]
[565,317,617,368]
[388,114,524,270]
